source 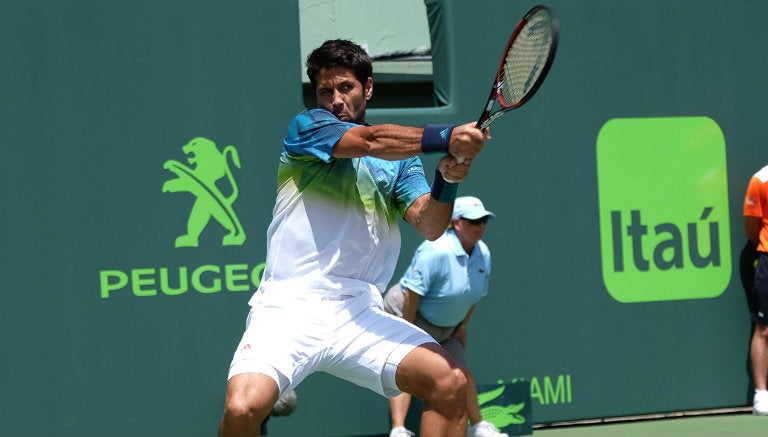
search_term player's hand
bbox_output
[438,154,471,183]
[447,122,490,162]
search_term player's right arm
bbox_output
[333,122,487,162]
[285,109,486,162]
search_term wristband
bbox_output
[431,168,459,204]
[421,124,455,154]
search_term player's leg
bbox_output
[751,323,768,415]
[750,252,768,415]
[330,294,466,436]
[394,342,469,437]
[219,293,320,436]
[219,372,279,437]
[441,337,508,437]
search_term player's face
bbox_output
[314,66,372,124]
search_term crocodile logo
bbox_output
[162,137,246,248]
[478,385,527,429]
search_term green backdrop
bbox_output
[0,1,762,436]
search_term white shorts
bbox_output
[227,285,436,398]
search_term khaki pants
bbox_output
[383,284,470,368]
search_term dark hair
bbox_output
[305,39,372,91]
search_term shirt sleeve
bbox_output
[394,157,430,217]
[479,241,492,297]
[283,109,356,162]
[401,245,446,297]
[744,176,764,218]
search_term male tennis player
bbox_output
[218,39,489,437]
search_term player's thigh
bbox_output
[328,302,434,396]
[753,253,768,323]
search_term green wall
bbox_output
[0,1,763,436]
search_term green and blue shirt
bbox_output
[254,109,430,299]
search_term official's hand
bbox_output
[452,325,468,348]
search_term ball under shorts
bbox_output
[227,285,436,398]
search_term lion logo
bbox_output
[162,137,246,248]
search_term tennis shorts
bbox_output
[227,284,436,398]
[752,252,768,323]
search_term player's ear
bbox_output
[364,77,373,100]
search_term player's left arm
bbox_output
[404,155,474,240]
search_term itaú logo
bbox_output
[596,117,731,303]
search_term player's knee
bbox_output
[421,366,468,422]
[224,393,269,426]
[434,366,468,404]
[224,396,254,423]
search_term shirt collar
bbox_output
[446,228,469,257]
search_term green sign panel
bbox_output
[597,117,731,303]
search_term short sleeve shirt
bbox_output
[744,164,768,253]
[400,229,492,327]
[253,109,431,301]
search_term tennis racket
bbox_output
[476,5,559,130]
[451,5,558,168]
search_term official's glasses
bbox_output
[462,216,489,226]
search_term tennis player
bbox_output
[217,39,489,437]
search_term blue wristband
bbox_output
[421,124,455,154]
[431,168,459,204]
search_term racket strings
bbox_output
[499,11,553,106]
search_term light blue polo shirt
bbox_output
[400,229,491,327]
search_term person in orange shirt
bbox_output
[744,165,768,415]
